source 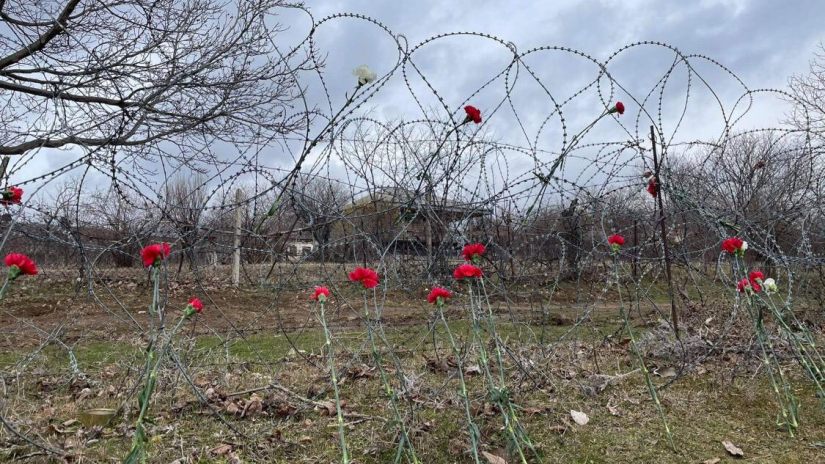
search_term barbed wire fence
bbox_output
[1,2,824,461]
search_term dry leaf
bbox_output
[225,401,240,415]
[570,409,589,425]
[464,364,482,376]
[317,400,337,416]
[523,407,544,415]
[607,403,620,416]
[242,393,263,418]
[722,440,744,457]
[209,443,233,456]
[46,423,64,435]
[76,388,93,400]
[703,458,721,464]
[481,450,507,464]
[658,367,677,378]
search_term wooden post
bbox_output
[425,191,433,264]
[651,125,680,339]
[232,188,243,287]
[0,157,9,183]
[632,219,638,279]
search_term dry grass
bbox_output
[2,270,825,462]
[2,317,825,463]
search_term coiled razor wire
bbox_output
[0,4,824,460]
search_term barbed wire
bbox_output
[1,4,823,461]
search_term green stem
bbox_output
[469,281,529,464]
[437,301,480,464]
[125,265,182,463]
[318,300,350,464]
[362,292,418,464]
[0,275,10,301]
[734,256,798,435]
[612,253,675,451]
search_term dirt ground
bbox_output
[2,268,825,462]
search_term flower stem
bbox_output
[124,265,184,463]
[612,253,675,451]
[469,281,530,464]
[317,300,350,464]
[0,275,10,301]
[436,302,480,464]
[362,292,418,464]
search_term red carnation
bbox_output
[313,286,331,301]
[141,243,171,267]
[453,264,482,280]
[464,105,482,124]
[749,270,764,283]
[1,186,23,205]
[462,243,486,262]
[647,178,659,197]
[721,237,744,255]
[748,270,764,293]
[188,297,204,313]
[4,253,37,279]
[736,277,751,293]
[607,234,625,246]
[610,101,625,115]
[349,267,379,289]
[427,287,452,304]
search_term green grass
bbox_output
[3,314,825,463]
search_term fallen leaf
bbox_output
[317,400,337,416]
[523,407,544,415]
[658,367,677,378]
[209,443,233,456]
[703,458,721,464]
[76,388,93,401]
[46,423,64,435]
[722,440,744,457]
[62,419,79,428]
[464,364,482,376]
[481,450,507,464]
[607,403,621,416]
[225,401,240,415]
[242,393,263,418]
[570,410,589,425]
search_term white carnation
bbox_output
[353,65,377,85]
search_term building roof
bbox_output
[346,187,492,218]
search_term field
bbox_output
[4,1,825,463]
[1,266,824,463]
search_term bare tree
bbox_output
[165,174,208,271]
[668,132,823,267]
[289,175,348,260]
[790,43,825,139]
[0,0,311,159]
[87,187,152,267]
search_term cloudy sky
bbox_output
[300,0,822,90]
[14,0,825,204]
[265,0,823,198]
